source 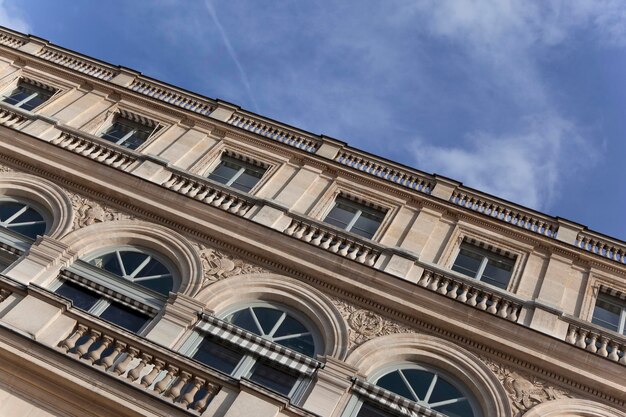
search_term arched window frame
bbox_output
[50,245,180,334]
[343,362,482,417]
[180,301,323,402]
[0,196,51,249]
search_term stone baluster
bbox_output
[607,342,620,362]
[427,274,441,291]
[437,278,450,295]
[59,324,88,353]
[101,341,125,370]
[457,284,470,303]
[575,330,588,349]
[128,353,152,382]
[417,270,433,288]
[166,371,191,402]
[114,347,140,375]
[476,293,489,311]
[585,334,598,353]
[154,365,179,394]
[75,328,100,358]
[192,382,220,412]
[487,296,500,314]
[497,300,511,318]
[141,359,165,387]
[86,335,113,364]
[181,376,205,406]
[619,346,626,365]
[597,337,609,357]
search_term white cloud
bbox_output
[0,0,30,33]
[404,0,622,210]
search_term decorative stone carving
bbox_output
[194,243,271,291]
[67,192,135,229]
[331,297,414,348]
[481,357,573,416]
[0,164,14,173]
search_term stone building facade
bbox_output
[0,26,623,417]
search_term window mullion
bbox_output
[345,209,362,232]
[15,92,38,108]
[116,129,136,145]
[475,256,489,280]
[226,167,246,186]
[90,298,110,315]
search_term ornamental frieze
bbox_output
[330,297,414,349]
[480,356,573,416]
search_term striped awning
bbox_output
[196,313,323,376]
[463,237,516,260]
[118,108,159,128]
[598,284,626,301]
[20,76,57,92]
[59,270,158,316]
[352,378,447,417]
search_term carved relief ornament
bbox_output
[331,297,414,348]
[481,357,573,416]
[194,243,271,293]
[66,192,135,230]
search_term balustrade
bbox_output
[51,132,137,170]
[37,48,116,80]
[0,107,26,128]
[575,232,626,265]
[335,151,434,194]
[129,80,215,116]
[283,218,380,266]
[449,190,558,238]
[227,113,320,153]
[161,172,253,217]
[416,268,522,322]
[58,322,222,413]
[0,32,25,49]
[564,322,626,365]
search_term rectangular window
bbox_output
[592,293,626,335]
[248,361,299,396]
[54,281,150,333]
[323,197,385,239]
[451,243,514,290]
[192,337,245,375]
[100,116,155,150]
[1,81,55,111]
[207,155,266,192]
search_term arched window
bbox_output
[0,199,47,239]
[51,246,178,334]
[348,364,479,417]
[181,302,322,402]
[87,249,174,296]
[226,305,316,356]
[0,198,49,271]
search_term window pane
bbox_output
[402,369,434,400]
[452,248,483,278]
[376,371,415,401]
[100,302,150,333]
[351,210,383,239]
[208,160,241,185]
[90,252,124,276]
[231,170,263,192]
[275,333,315,357]
[138,276,174,295]
[0,201,46,239]
[357,402,396,417]
[481,258,513,289]
[429,376,464,404]
[192,338,244,375]
[248,362,298,396]
[2,84,52,110]
[3,85,34,105]
[101,119,152,150]
[324,201,358,230]
[228,308,259,333]
[436,399,474,417]
[253,307,284,335]
[592,298,622,332]
[55,281,100,311]
[20,92,52,111]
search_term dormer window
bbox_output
[1,80,55,111]
[99,114,157,150]
[207,155,267,192]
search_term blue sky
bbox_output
[4,0,626,240]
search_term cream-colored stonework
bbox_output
[0,27,623,417]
